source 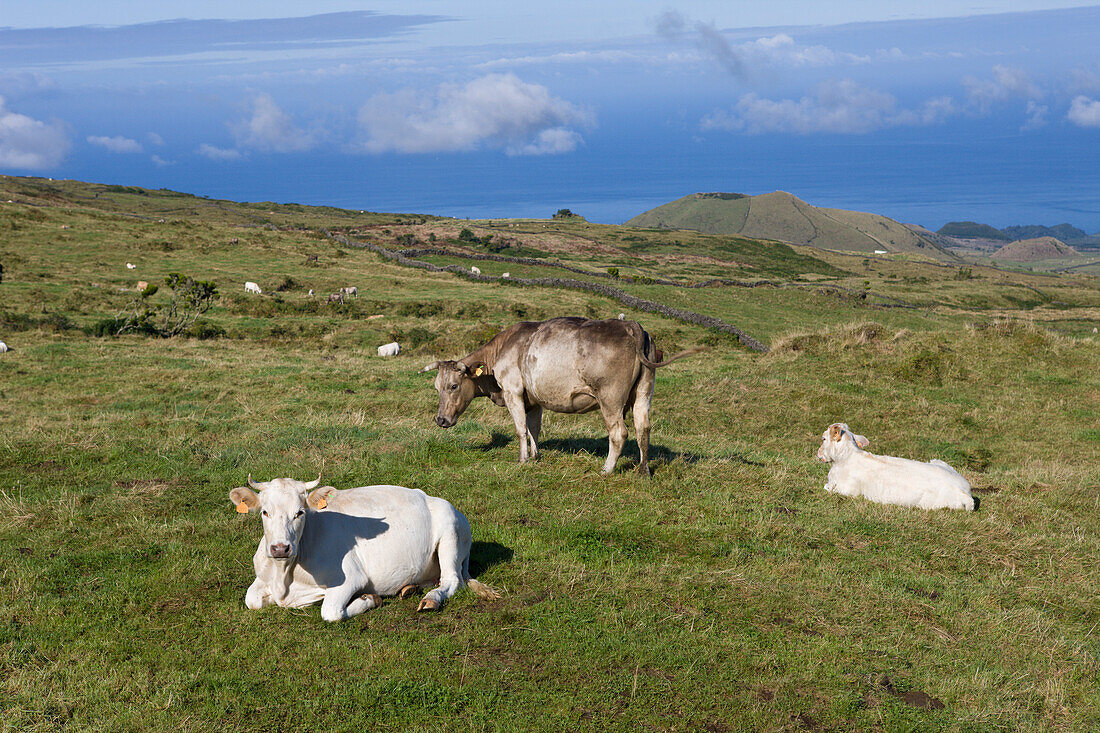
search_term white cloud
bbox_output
[151,155,173,167]
[197,143,243,161]
[1067,96,1100,128]
[356,73,592,155]
[740,34,870,68]
[231,92,315,153]
[963,65,1043,113]
[1023,101,1048,130]
[701,80,955,135]
[0,95,69,169]
[146,132,165,146]
[87,135,143,153]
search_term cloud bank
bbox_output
[1067,96,1100,128]
[357,73,592,155]
[0,95,69,169]
[232,93,316,153]
[701,80,955,135]
[87,135,142,153]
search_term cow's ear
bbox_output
[230,487,260,514]
[828,424,843,442]
[469,361,490,377]
[854,434,869,448]
[308,486,338,510]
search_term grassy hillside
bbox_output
[1,176,1099,732]
[625,191,957,261]
[991,237,1079,262]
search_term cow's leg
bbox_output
[632,374,655,476]
[599,401,629,474]
[244,578,272,610]
[320,584,381,622]
[525,405,543,460]
[503,394,531,463]
[418,526,466,612]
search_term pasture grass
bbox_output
[1,177,1098,731]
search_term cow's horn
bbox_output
[247,473,263,490]
[419,361,441,373]
[302,473,322,490]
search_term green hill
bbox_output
[626,191,958,261]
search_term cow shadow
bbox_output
[469,541,513,578]
[475,431,762,470]
[300,513,390,589]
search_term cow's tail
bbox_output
[466,578,503,601]
[627,320,705,369]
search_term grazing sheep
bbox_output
[816,423,975,511]
[126,262,136,269]
[470,266,481,275]
[245,281,262,294]
[377,342,400,357]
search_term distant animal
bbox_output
[0,341,8,354]
[229,475,500,620]
[421,316,699,475]
[229,238,239,244]
[136,281,149,290]
[328,292,344,304]
[377,342,400,357]
[816,423,975,511]
[308,289,314,297]
[126,262,136,269]
[873,250,887,254]
[245,281,262,294]
[501,272,510,278]
[341,286,358,298]
[617,313,625,320]
[470,266,481,275]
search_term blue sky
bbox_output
[3,2,1100,229]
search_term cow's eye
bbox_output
[261,510,268,517]
[449,383,459,391]
[295,510,304,518]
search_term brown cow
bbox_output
[420,317,697,475]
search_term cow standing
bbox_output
[421,317,697,475]
[230,475,499,621]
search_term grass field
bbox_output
[1,176,1098,732]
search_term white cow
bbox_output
[470,266,481,275]
[136,281,149,291]
[230,475,499,620]
[245,281,262,294]
[817,423,975,511]
[377,342,400,357]
[0,341,8,354]
[126,262,136,269]
[341,286,358,298]
[501,272,510,278]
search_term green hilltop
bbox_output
[625,191,959,261]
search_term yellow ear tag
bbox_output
[474,366,485,377]
[316,497,327,510]
[236,502,249,514]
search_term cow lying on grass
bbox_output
[816,423,976,511]
[230,475,500,621]
[421,317,699,476]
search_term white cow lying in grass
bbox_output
[816,423,975,511]
[230,475,500,621]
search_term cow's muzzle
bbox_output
[269,543,293,559]
[435,415,455,428]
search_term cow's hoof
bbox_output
[362,593,382,608]
[398,584,419,600]
[417,597,441,613]
[637,465,652,477]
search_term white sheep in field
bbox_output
[126,262,136,269]
[816,423,975,511]
[377,342,400,357]
[501,272,510,278]
[470,266,481,275]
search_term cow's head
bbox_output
[817,423,870,463]
[229,474,336,560]
[420,360,495,428]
